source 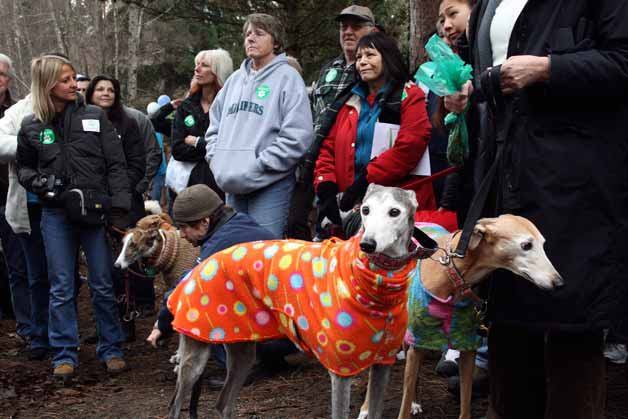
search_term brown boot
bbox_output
[105,357,127,374]
[53,363,75,380]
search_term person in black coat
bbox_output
[86,75,146,225]
[17,55,129,378]
[170,49,233,198]
[86,75,152,339]
[446,1,628,418]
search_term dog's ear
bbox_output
[403,189,418,214]
[469,218,497,250]
[136,214,159,230]
[159,213,174,227]
[363,183,382,200]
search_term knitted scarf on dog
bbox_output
[167,235,416,377]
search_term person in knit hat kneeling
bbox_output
[147,184,297,379]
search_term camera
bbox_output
[39,174,64,199]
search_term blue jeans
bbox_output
[0,206,31,340]
[226,174,295,238]
[41,208,123,367]
[150,172,165,202]
[476,337,488,370]
[17,205,50,350]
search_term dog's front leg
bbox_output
[458,350,476,419]
[397,346,425,419]
[215,342,256,419]
[168,335,211,419]
[330,372,353,419]
[364,364,392,419]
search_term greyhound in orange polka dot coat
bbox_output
[166,184,437,419]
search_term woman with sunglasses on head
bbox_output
[170,49,233,199]
[16,54,129,380]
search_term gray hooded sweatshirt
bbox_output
[205,53,313,195]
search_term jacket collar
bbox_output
[199,206,237,245]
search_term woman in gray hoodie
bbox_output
[205,13,313,238]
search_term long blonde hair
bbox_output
[194,49,234,88]
[31,55,75,123]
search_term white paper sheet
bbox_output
[370,122,430,176]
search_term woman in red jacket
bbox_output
[314,32,434,228]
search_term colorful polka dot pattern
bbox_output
[167,236,417,377]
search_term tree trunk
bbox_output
[46,0,68,56]
[113,0,120,80]
[409,0,439,69]
[127,2,144,101]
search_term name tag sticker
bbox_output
[82,119,100,133]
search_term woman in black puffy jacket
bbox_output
[170,49,233,198]
[16,54,129,379]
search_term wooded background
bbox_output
[0,0,439,108]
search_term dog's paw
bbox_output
[411,402,423,415]
[357,410,368,419]
[169,352,180,365]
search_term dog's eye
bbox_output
[521,241,533,251]
[389,208,401,217]
[361,206,370,215]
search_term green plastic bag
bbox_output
[415,34,473,167]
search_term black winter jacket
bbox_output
[17,98,131,210]
[468,0,628,338]
[150,102,174,137]
[171,92,222,196]
[113,111,146,224]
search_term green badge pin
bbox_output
[39,128,56,145]
[184,115,195,127]
[255,84,271,99]
[325,68,338,83]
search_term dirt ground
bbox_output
[1,280,627,419]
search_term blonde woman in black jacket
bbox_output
[16,54,130,380]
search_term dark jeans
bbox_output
[41,207,123,367]
[16,205,50,350]
[0,206,31,339]
[488,323,606,419]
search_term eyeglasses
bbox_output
[0,71,10,79]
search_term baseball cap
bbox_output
[335,5,375,24]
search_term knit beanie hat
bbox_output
[173,184,223,223]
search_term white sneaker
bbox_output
[604,343,627,364]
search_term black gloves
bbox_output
[339,171,369,212]
[109,207,131,230]
[31,175,49,195]
[316,182,342,225]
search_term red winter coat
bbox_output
[314,83,436,210]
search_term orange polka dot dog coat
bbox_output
[167,235,417,377]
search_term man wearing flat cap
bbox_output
[287,5,376,240]
[148,184,296,377]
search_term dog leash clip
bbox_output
[438,253,450,265]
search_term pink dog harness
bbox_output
[167,236,416,377]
